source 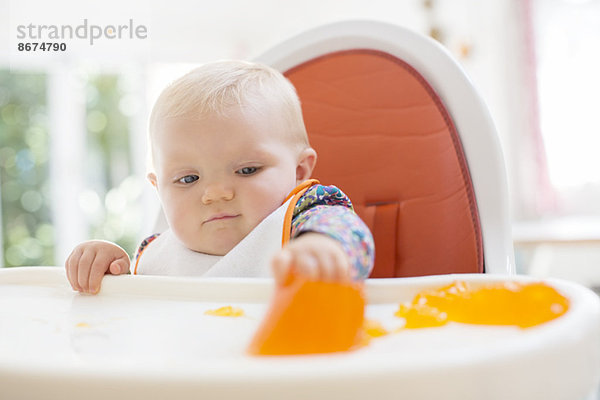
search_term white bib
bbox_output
[134,199,291,277]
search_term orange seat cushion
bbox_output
[285,50,483,277]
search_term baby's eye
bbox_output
[237,166,259,176]
[178,175,199,184]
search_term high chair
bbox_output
[5,22,600,399]
[255,20,515,277]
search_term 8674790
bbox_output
[17,42,67,51]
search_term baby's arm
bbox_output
[65,240,130,294]
[272,184,375,284]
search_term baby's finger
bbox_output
[64,252,74,289]
[303,248,336,281]
[109,258,130,275]
[271,249,293,285]
[292,252,319,281]
[88,253,114,294]
[311,240,350,282]
[66,248,83,292]
[77,249,96,293]
[330,249,351,281]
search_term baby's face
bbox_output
[150,107,300,255]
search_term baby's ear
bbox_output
[147,172,158,188]
[295,147,317,184]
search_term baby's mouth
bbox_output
[203,213,240,224]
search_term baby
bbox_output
[65,60,374,294]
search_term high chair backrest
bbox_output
[255,20,515,277]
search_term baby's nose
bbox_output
[201,183,234,204]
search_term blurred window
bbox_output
[534,0,600,215]
[0,69,144,267]
[0,71,54,266]
[83,74,143,256]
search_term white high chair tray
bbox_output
[1,267,599,400]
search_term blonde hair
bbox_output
[149,60,309,153]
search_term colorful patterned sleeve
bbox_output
[290,184,375,280]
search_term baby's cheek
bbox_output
[163,191,194,222]
[164,205,185,232]
[252,196,283,225]
[163,200,197,243]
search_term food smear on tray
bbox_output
[395,281,570,329]
[204,305,245,317]
[360,319,390,345]
[362,319,389,338]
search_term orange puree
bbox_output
[363,319,390,338]
[204,306,245,317]
[358,319,390,346]
[395,281,569,329]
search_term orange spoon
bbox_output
[247,274,365,355]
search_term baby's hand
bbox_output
[271,233,351,284]
[65,240,130,294]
